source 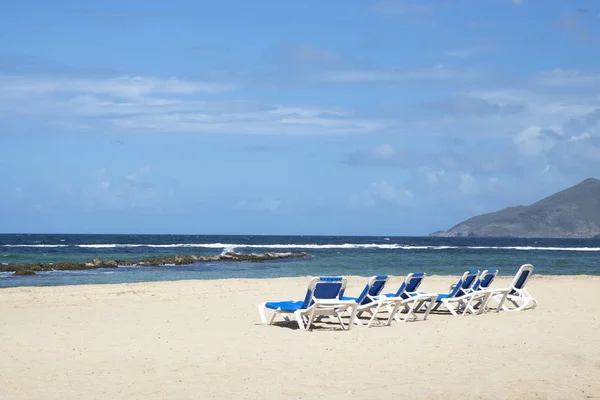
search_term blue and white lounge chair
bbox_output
[382,272,439,322]
[464,269,503,313]
[258,277,358,330]
[493,264,537,312]
[340,275,391,327]
[431,269,487,316]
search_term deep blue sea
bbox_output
[1,234,599,288]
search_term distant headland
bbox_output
[430,178,600,238]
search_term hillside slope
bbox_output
[430,178,600,238]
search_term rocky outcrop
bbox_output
[1,252,311,276]
[430,178,600,238]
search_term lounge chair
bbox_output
[463,269,505,313]
[430,269,490,316]
[340,275,391,327]
[383,272,439,323]
[491,264,537,312]
[258,276,358,330]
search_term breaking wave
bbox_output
[2,243,600,252]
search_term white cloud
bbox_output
[0,74,389,135]
[100,181,110,189]
[567,132,591,142]
[513,126,560,155]
[541,165,552,175]
[0,75,234,99]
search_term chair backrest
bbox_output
[510,264,534,294]
[300,277,347,309]
[473,269,498,291]
[355,275,389,305]
[395,272,426,299]
[448,269,480,298]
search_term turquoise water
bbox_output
[1,234,599,287]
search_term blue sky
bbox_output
[1,0,600,235]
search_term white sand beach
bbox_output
[1,275,599,399]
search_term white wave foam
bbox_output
[220,245,237,255]
[2,243,600,251]
[1,244,69,248]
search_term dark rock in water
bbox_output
[430,177,600,238]
[2,252,311,276]
[13,270,36,276]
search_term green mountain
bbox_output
[430,178,600,238]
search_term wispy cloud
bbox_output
[0,74,389,135]
[0,75,234,98]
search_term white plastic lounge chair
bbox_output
[258,276,358,330]
[463,269,506,314]
[340,275,391,327]
[490,264,537,312]
[431,270,490,316]
[383,272,439,322]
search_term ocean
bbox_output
[1,234,599,288]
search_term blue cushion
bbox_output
[436,293,451,301]
[265,301,304,312]
[383,292,419,298]
[514,270,530,290]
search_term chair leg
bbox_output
[367,302,385,328]
[402,300,419,322]
[269,310,279,325]
[258,303,268,324]
[443,300,458,316]
[421,296,437,320]
[294,310,306,330]
[495,291,509,312]
[386,301,402,326]
[347,305,358,330]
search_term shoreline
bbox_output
[3,272,599,291]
